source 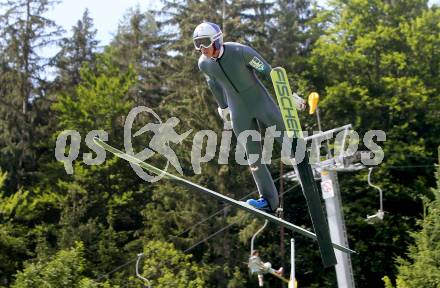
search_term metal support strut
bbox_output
[289,237,296,288]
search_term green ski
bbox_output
[93,137,355,255]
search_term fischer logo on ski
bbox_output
[270,67,303,138]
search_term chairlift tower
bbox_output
[320,169,355,288]
[283,124,371,288]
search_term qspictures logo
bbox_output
[55,106,386,182]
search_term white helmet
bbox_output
[193,22,223,51]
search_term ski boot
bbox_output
[246,198,274,213]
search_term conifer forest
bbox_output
[0,0,439,287]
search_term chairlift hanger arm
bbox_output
[136,253,151,287]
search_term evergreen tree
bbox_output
[50,53,162,285]
[0,0,63,189]
[53,53,135,137]
[54,9,99,89]
[107,6,167,107]
[225,0,274,55]
[384,158,440,287]
[52,52,137,244]
[270,0,316,71]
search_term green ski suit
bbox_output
[198,42,337,267]
[199,42,282,210]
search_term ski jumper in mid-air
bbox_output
[194,21,306,212]
[193,22,336,266]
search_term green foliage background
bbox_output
[0,0,439,287]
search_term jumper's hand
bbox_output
[217,107,233,130]
[292,93,306,111]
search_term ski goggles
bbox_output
[193,32,221,50]
[193,37,214,50]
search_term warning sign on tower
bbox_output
[321,179,334,199]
